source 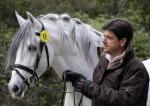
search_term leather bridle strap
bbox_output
[33,42,50,71]
[44,44,49,69]
[13,68,30,86]
[13,64,39,81]
[13,20,50,87]
[33,40,50,71]
[12,42,49,87]
[34,42,45,70]
[34,20,49,70]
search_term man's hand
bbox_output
[62,70,85,86]
[62,70,93,98]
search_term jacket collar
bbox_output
[105,51,125,63]
[122,43,135,64]
[104,43,135,70]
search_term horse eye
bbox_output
[28,44,37,51]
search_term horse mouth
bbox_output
[8,84,27,99]
[11,90,25,99]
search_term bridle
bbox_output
[12,20,83,106]
[13,20,49,87]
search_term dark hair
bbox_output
[102,19,133,47]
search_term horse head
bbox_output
[6,11,103,105]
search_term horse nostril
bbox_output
[12,85,19,93]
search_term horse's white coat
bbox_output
[8,12,103,106]
[7,11,150,106]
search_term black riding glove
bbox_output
[62,70,93,98]
[62,70,85,86]
[74,77,93,98]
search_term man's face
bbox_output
[103,30,126,57]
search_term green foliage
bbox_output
[88,15,108,30]
[0,26,15,68]
[0,0,150,106]
[133,29,150,60]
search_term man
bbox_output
[62,19,149,106]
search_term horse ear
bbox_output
[26,11,41,30]
[15,11,26,27]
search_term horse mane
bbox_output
[5,20,39,70]
[5,13,103,71]
[41,13,103,76]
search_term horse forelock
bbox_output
[5,20,39,70]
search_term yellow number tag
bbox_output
[40,30,49,42]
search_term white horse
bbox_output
[6,11,104,106]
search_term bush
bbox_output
[133,29,150,60]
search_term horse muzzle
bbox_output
[8,81,29,99]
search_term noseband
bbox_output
[12,20,83,106]
[13,21,49,87]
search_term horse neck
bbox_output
[51,24,100,80]
[51,52,98,80]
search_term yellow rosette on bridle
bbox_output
[40,30,49,42]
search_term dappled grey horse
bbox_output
[5,11,103,106]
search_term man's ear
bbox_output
[120,38,127,47]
